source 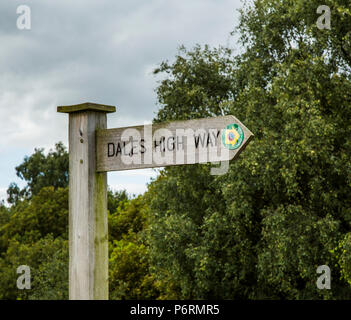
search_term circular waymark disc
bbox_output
[222,123,244,150]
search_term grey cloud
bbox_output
[0,0,242,197]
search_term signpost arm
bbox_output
[58,102,116,300]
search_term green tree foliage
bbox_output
[7,142,68,204]
[0,235,68,300]
[153,44,236,122]
[0,202,10,226]
[147,0,351,299]
[109,194,148,241]
[109,196,159,299]
[0,187,68,299]
[26,237,68,300]
[0,187,68,252]
[0,143,70,299]
[1,143,156,299]
[108,189,129,215]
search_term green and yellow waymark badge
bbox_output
[222,123,244,150]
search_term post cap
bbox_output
[57,102,116,114]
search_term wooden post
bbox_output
[57,102,116,300]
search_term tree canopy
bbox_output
[146,0,351,299]
[7,142,69,204]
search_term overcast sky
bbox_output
[0,0,243,202]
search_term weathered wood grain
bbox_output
[59,103,114,300]
[58,102,116,114]
[96,115,253,172]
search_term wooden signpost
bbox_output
[58,102,253,300]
